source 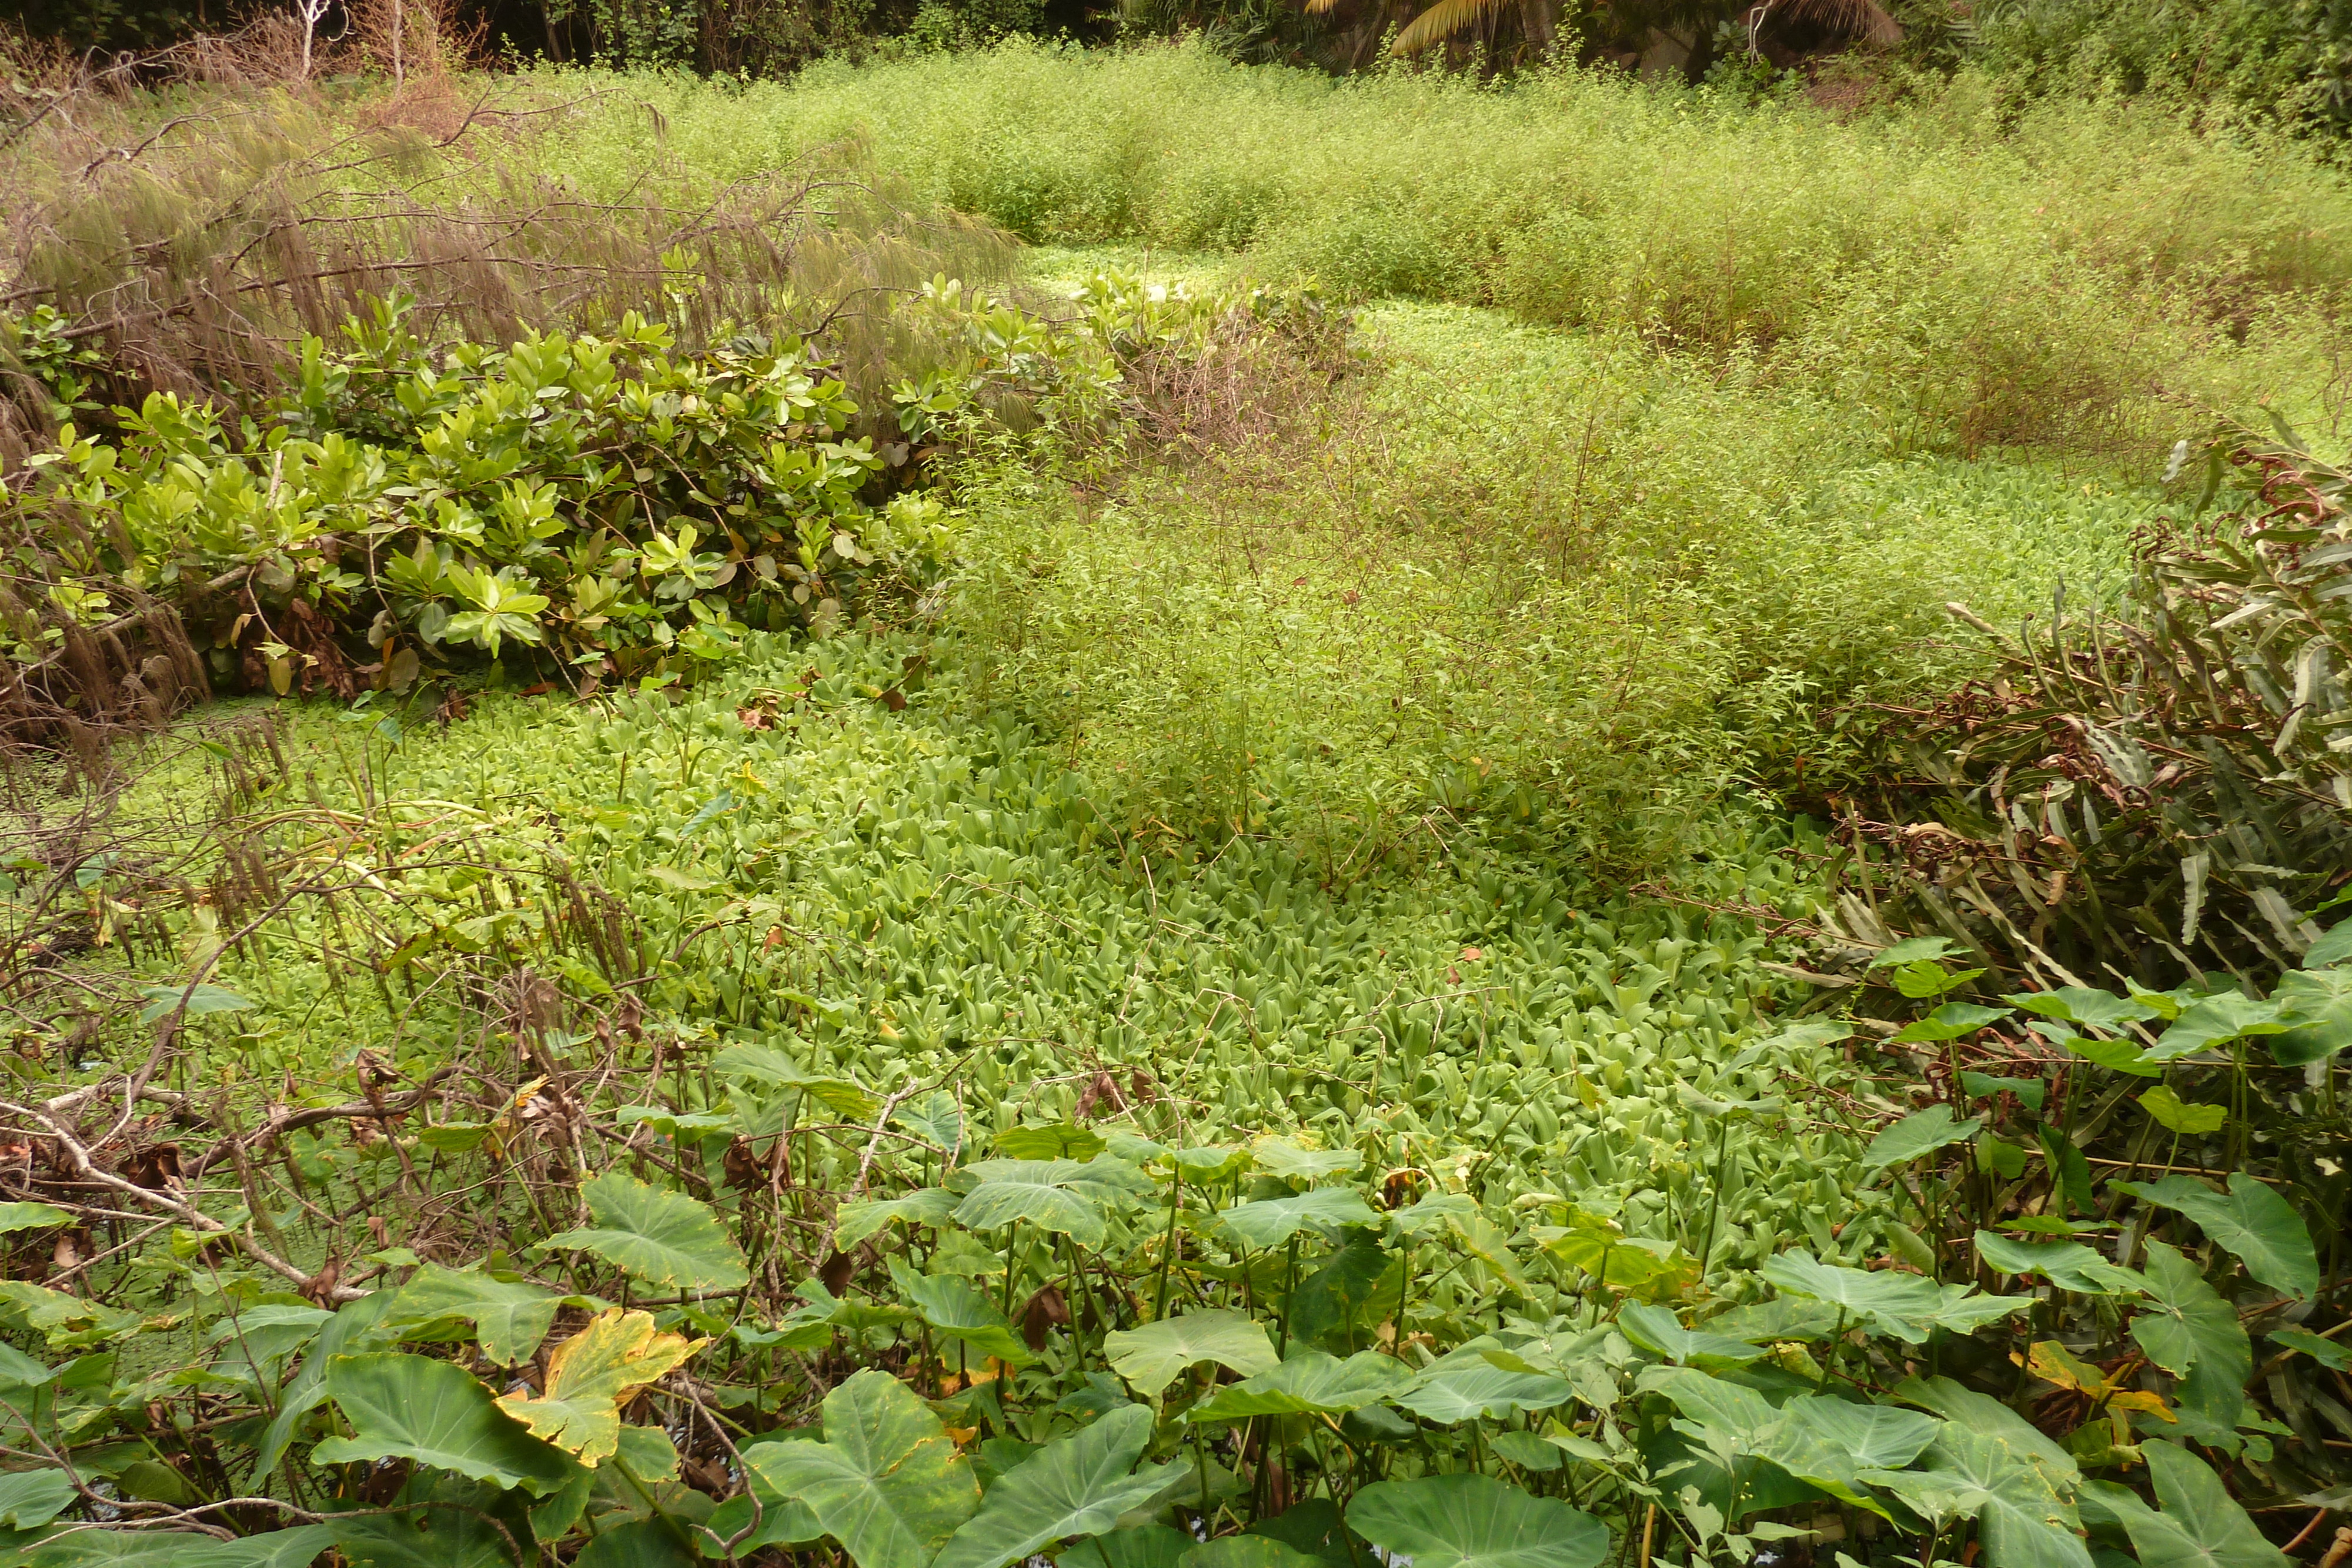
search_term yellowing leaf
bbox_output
[494,1307,704,1465]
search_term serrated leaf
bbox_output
[539,1171,749,1293]
[931,1405,1174,1568]
[313,1352,573,1495]
[1347,1474,1608,1568]
[741,1370,978,1568]
[1104,1311,1281,1397]
[2117,1175,2317,1298]
[493,1308,702,1465]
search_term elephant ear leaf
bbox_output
[1104,1310,1280,1397]
[931,1404,1178,1568]
[1347,1474,1609,1568]
[494,1308,703,1465]
[2081,1441,2290,1568]
[312,1352,574,1495]
[537,1171,749,1292]
[2116,1175,2318,1300]
[741,1369,979,1568]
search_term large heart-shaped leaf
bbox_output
[28,1523,342,1566]
[1187,1350,1415,1422]
[1758,1253,1943,1342]
[2004,988,2161,1029]
[1617,1304,1765,1367]
[2150,993,2290,1061]
[1218,1189,1382,1249]
[2117,1175,2317,1299]
[1181,1540,1325,1568]
[1250,1140,1362,1182]
[255,1293,397,1476]
[1973,1232,2146,1296]
[1058,1526,1195,1568]
[932,1404,1175,1568]
[834,1190,960,1252]
[741,1369,978,1568]
[2129,1242,2249,1443]
[888,1261,1032,1366]
[1348,1475,1608,1568]
[2269,965,2352,1065]
[2080,1441,2288,1568]
[313,1352,573,1495]
[0,1469,74,1529]
[0,1203,72,1237]
[1393,1363,1574,1423]
[539,1171,749,1293]
[710,1045,881,1120]
[1862,1106,1982,1169]
[1886,1423,2087,1568]
[389,1263,578,1366]
[952,1161,1122,1247]
[494,1308,702,1465]
[1105,1311,1281,1397]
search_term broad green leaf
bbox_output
[1058,1526,1194,1568]
[1779,1396,1939,1471]
[1393,1363,1573,1423]
[1895,1424,2087,1568]
[998,1125,1107,1162]
[574,1518,697,1568]
[1960,1071,2046,1112]
[1181,1540,1324,1568]
[334,1477,527,1568]
[2059,1032,2165,1076]
[1445,1212,1531,1297]
[1973,1232,2144,1295]
[1863,1106,1983,1169]
[1185,1350,1415,1422]
[0,1469,74,1529]
[932,1405,1175,1568]
[888,1260,1033,1366]
[2150,994,2290,1061]
[1105,1311,1281,1396]
[710,1046,882,1120]
[389,1263,574,1366]
[1388,1192,1477,1235]
[2269,966,2352,1065]
[2301,919,2352,968]
[2082,1440,2289,1568]
[1218,1188,1382,1249]
[493,1308,701,1465]
[313,1352,574,1495]
[255,1292,396,1476]
[1646,1366,1780,1446]
[539,1170,749,1293]
[2130,1242,2249,1443]
[136,982,253,1024]
[742,1370,979,1568]
[1615,1303,1764,1367]
[28,1523,340,1566]
[0,1204,72,1236]
[2003,988,2159,1029]
[1870,935,1961,968]
[835,1189,960,1251]
[893,1091,966,1157]
[1706,1298,1844,1343]
[1760,1253,1971,1343]
[2139,1087,2226,1135]
[1250,1139,1361,1182]
[952,1159,1147,1248]
[1348,1475,1608,1568]
[1890,1003,2010,1044]
[1287,1234,1396,1353]
[2117,1175,2317,1298]
[2270,1326,2351,1370]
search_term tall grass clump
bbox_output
[534,42,2352,457]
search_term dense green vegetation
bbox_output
[0,30,2348,1568]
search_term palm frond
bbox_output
[1391,0,1508,54]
